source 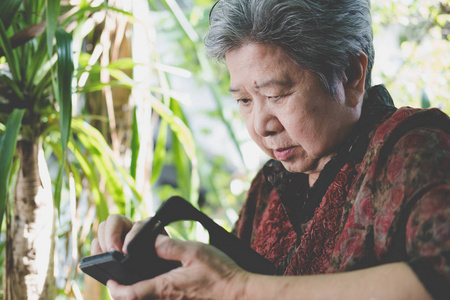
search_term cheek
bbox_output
[244,119,273,155]
[246,123,264,146]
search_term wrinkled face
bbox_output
[225,43,360,177]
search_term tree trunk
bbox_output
[5,140,57,300]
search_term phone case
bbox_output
[80,196,275,285]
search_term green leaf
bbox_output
[163,0,200,43]
[149,94,199,203]
[172,130,191,199]
[55,28,74,151]
[68,139,109,222]
[151,119,168,184]
[170,99,199,203]
[0,108,25,229]
[76,81,129,93]
[27,30,50,90]
[149,96,196,161]
[23,0,46,25]
[130,106,140,180]
[0,0,22,30]
[0,19,21,82]
[0,74,24,101]
[108,69,135,88]
[60,4,137,28]
[54,28,74,209]
[46,0,60,59]
[421,89,431,108]
[108,58,140,70]
[70,120,127,213]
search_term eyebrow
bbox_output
[228,78,293,93]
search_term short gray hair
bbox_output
[205,0,374,98]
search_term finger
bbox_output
[155,234,200,263]
[104,215,133,252]
[91,238,102,255]
[97,220,106,252]
[107,279,159,300]
[122,219,147,253]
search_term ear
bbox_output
[344,51,368,107]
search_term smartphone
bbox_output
[80,196,275,285]
[80,208,180,285]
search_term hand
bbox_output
[106,235,250,300]
[91,215,147,255]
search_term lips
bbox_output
[273,147,296,161]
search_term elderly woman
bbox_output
[92,0,450,299]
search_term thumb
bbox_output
[155,234,196,263]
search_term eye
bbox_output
[236,98,251,105]
[268,95,283,101]
[268,92,292,101]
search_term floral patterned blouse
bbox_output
[232,85,450,300]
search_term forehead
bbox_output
[225,43,304,92]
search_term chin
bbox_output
[280,161,304,173]
[280,159,319,174]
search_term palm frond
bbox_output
[0,108,25,228]
[0,0,23,30]
[54,27,74,210]
[0,20,22,82]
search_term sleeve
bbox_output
[382,125,450,300]
[406,183,450,300]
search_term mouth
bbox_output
[273,147,296,161]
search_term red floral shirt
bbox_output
[233,87,450,299]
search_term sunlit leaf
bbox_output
[130,106,140,180]
[68,139,109,222]
[108,58,140,70]
[109,69,135,88]
[70,119,143,214]
[60,4,137,28]
[0,108,24,228]
[76,81,129,93]
[163,0,200,43]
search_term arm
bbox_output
[106,235,432,300]
[243,262,431,300]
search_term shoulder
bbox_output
[371,107,449,147]
[343,107,449,261]
[360,107,449,180]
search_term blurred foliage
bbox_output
[371,0,450,114]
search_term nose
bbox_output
[253,102,283,137]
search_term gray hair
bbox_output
[205,0,374,98]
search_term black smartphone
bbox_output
[79,249,181,285]
[80,196,275,286]
[80,205,180,285]
[78,251,141,285]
